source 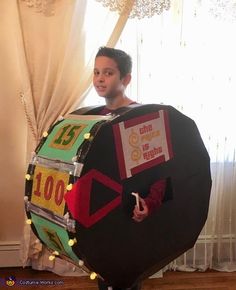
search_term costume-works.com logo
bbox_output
[5,276,16,286]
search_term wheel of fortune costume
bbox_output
[24,103,212,288]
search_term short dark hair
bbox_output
[95,46,132,79]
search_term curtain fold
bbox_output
[17,0,134,275]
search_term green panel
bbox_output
[31,213,79,262]
[38,118,100,163]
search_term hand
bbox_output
[132,197,149,223]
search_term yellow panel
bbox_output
[49,123,87,150]
[31,165,69,216]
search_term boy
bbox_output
[93,47,166,290]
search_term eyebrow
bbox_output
[94,67,116,71]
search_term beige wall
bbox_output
[0,1,27,266]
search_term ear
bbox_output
[122,73,131,87]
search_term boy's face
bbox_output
[93,56,128,99]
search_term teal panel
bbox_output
[38,118,100,163]
[31,212,79,263]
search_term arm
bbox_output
[132,179,166,223]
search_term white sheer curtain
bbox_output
[86,0,236,272]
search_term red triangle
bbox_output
[65,169,122,227]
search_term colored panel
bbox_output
[31,213,79,262]
[31,165,69,216]
[50,123,87,150]
[38,118,101,162]
[113,110,173,179]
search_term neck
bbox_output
[105,95,134,110]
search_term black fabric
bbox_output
[25,104,212,289]
[73,104,211,288]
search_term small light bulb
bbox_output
[90,272,97,280]
[72,156,77,162]
[66,184,73,191]
[49,255,55,261]
[25,174,31,180]
[84,133,90,139]
[26,219,32,225]
[68,238,77,246]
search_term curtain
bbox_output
[86,0,236,272]
[0,0,28,255]
[17,0,134,275]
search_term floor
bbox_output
[0,267,236,290]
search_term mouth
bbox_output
[96,85,106,93]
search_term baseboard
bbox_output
[0,241,22,267]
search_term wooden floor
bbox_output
[0,267,236,290]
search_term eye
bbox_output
[105,70,113,76]
[93,70,99,76]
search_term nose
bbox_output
[97,74,105,82]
